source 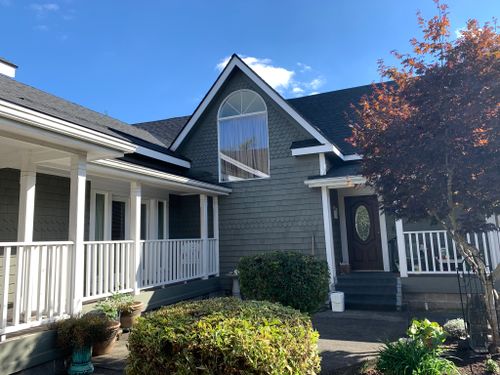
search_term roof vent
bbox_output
[0,57,17,78]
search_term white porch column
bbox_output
[200,194,209,279]
[486,216,499,269]
[13,157,37,324]
[395,219,408,277]
[17,157,36,242]
[69,154,87,315]
[130,181,142,294]
[321,186,336,287]
[213,196,220,277]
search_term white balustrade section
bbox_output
[83,241,134,301]
[397,229,500,275]
[0,241,73,337]
[140,239,217,289]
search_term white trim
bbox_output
[292,146,362,161]
[91,159,231,195]
[135,146,191,168]
[378,197,390,272]
[344,154,362,161]
[304,175,366,189]
[170,55,338,154]
[89,190,111,241]
[219,152,270,179]
[321,186,336,286]
[319,153,327,176]
[0,99,136,154]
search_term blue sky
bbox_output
[0,0,498,124]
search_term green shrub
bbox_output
[127,297,321,375]
[238,251,330,313]
[54,314,114,350]
[443,318,467,339]
[377,319,458,375]
[486,358,500,374]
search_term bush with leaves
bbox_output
[443,318,467,340]
[127,297,321,375]
[54,314,114,351]
[486,358,500,374]
[238,251,330,313]
[377,319,458,375]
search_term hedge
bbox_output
[238,251,330,313]
[126,297,321,375]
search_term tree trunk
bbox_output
[450,231,499,352]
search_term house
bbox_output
[0,54,499,373]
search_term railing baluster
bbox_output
[1,246,11,331]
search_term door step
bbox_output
[335,273,402,311]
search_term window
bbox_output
[218,90,270,182]
[111,201,126,241]
[158,201,167,239]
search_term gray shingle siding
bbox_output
[177,68,326,272]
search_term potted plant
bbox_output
[115,294,144,330]
[55,314,114,375]
[92,299,121,356]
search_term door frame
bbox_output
[337,187,390,271]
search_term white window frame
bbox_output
[157,199,169,239]
[89,190,111,241]
[217,89,271,183]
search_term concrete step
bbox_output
[336,284,397,295]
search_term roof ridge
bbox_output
[286,81,392,101]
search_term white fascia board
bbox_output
[135,146,191,168]
[170,55,339,154]
[304,175,366,189]
[0,99,136,154]
[291,144,362,161]
[91,159,231,195]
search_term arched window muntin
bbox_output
[217,89,270,182]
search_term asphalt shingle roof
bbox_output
[134,116,190,148]
[0,74,167,149]
[308,161,362,180]
[287,84,378,155]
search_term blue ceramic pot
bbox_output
[68,346,94,375]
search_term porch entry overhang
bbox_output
[305,172,391,285]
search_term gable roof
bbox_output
[168,54,344,157]
[0,73,167,150]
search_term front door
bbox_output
[345,195,383,271]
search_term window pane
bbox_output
[355,205,371,241]
[158,201,164,239]
[243,92,265,114]
[140,204,147,240]
[219,112,269,182]
[95,193,105,241]
[111,201,126,241]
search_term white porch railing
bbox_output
[1,238,218,338]
[83,241,134,301]
[396,221,500,276]
[139,239,219,289]
[0,241,73,337]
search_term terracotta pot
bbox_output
[120,301,144,330]
[92,320,120,357]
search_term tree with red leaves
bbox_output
[350,1,500,349]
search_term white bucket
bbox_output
[330,291,345,312]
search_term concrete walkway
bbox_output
[91,309,459,375]
[312,310,409,374]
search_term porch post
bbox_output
[486,216,499,270]
[69,154,87,315]
[130,181,142,294]
[213,196,220,277]
[13,156,37,323]
[321,186,336,287]
[200,194,209,279]
[17,156,36,242]
[395,219,408,277]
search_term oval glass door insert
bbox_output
[355,205,371,241]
